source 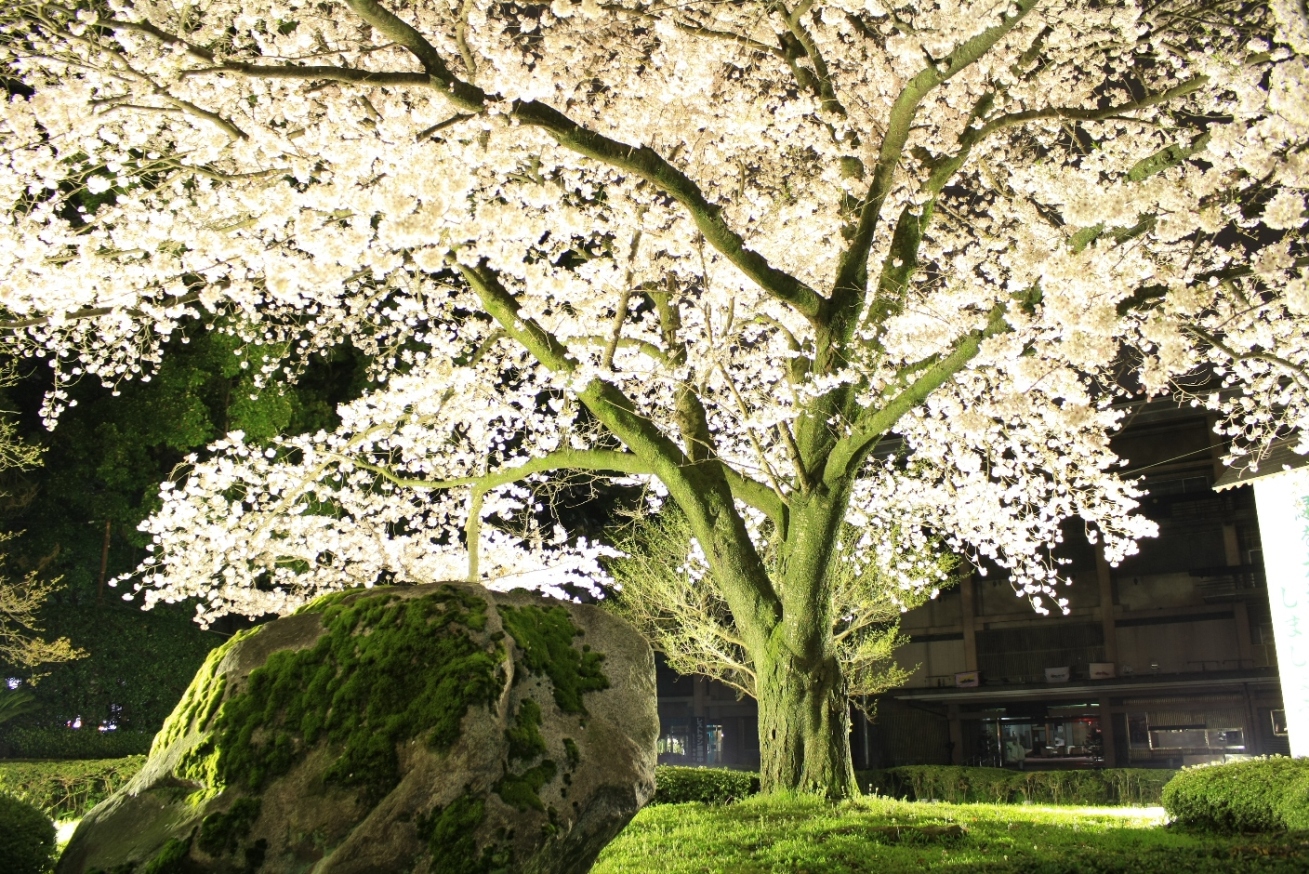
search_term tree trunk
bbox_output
[756,639,857,798]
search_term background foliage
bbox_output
[0,756,144,820]
[653,766,762,805]
[0,328,371,736]
[861,765,1178,807]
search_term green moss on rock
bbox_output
[139,838,190,874]
[500,605,608,713]
[110,586,631,874]
[181,587,503,803]
[197,798,261,856]
[495,761,558,812]
[152,630,253,757]
[506,700,547,762]
[427,792,510,874]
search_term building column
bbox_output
[948,704,964,765]
[961,573,979,672]
[1242,683,1260,755]
[1234,600,1254,668]
[1099,696,1117,766]
[1096,550,1118,665]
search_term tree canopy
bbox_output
[1,0,1306,794]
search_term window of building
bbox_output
[1147,727,1244,751]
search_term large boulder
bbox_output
[58,583,657,874]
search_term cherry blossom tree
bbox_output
[1,0,1307,795]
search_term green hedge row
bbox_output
[1162,757,1309,833]
[653,767,760,805]
[0,729,154,761]
[653,765,1173,807]
[860,765,1178,806]
[0,757,146,820]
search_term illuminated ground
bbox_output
[593,795,1309,872]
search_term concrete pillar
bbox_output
[1234,600,1254,667]
[961,573,979,672]
[1099,696,1117,766]
[1096,550,1118,664]
[948,704,964,765]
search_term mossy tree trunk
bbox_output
[756,634,857,797]
[751,485,858,797]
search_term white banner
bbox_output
[1253,470,1309,758]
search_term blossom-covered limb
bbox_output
[459,255,783,638]
[833,0,1042,310]
[824,303,1010,488]
[360,0,827,320]
[775,0,848,117]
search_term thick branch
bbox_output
[329,447,652,494]
[604,6,782,56]
[462,257,784,639]
[823,303,1010,486]
[722,468,788,530]
[777,1,847,117]
[831,0,1042,315]
[462,449,651,581]
[860,76,1207,343]
[0,292,201,331]
[342,0,456,80]
[509,100,825,322]
[345,0,820,321]
[119,2,824,322]
[184,64,430,87]
[1186,324,1309,389]
[971,76,1208,142]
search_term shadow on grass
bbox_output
[592,795,1309,873]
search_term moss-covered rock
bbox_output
[58,583,658,874]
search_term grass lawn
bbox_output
[592,795,1309,873]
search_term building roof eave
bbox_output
[1212,438,1309,492]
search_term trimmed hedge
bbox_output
[653,766,760,805]
[653,765,1172,807]
[0,728,154,760]
[1162,757,1309,833]
[0,757,146,820]
[859,766,1177,806]
[0,792,57,874]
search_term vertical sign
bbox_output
[692,716,707,764]
[1253,471,1309,758]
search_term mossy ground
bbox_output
[593,795,1309,873]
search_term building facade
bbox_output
[655,404,1291,770]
